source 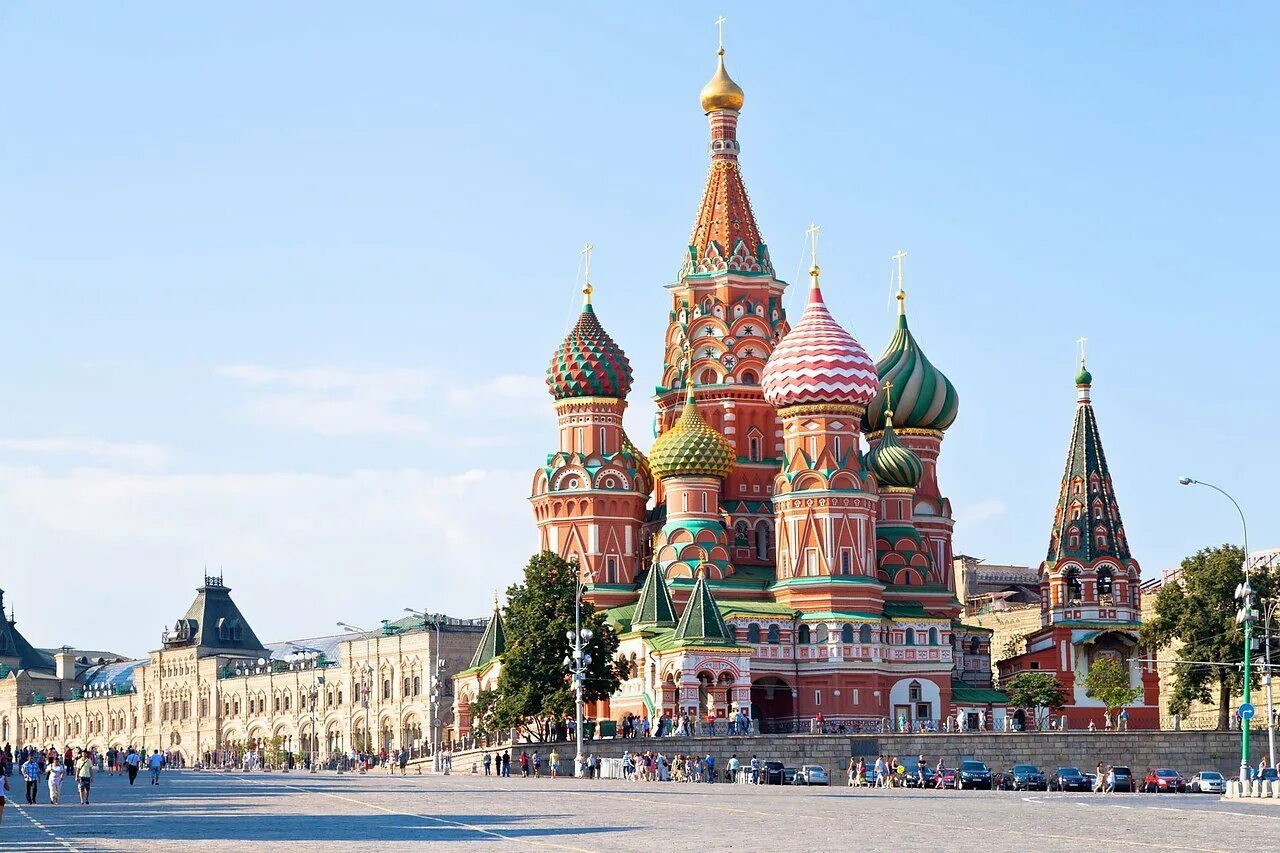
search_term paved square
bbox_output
[2,770,1278,852]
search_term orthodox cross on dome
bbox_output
[1076,335,1088,365]
[581,241,594,304]
[892,248,908,309]
[883,380,894,418]
[715,15,726,51]
[806,222,821,285]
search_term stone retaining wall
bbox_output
[438,731,1270,779]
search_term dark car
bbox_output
[762,761,786,785]
[1143,768,1186,793]
[782,767,798,785]
[1111,766,1136,793]
[904,766,936,788]
[1052,767,1091,792]
[1009,764,1047,791]
[958,760,992,790]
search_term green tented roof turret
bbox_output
[631,566,678,629]
[468,604,506,669]
[673,572,734,646]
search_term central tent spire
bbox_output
[684,16,771,278]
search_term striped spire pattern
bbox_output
[761,281,878,409]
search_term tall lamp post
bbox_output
[1179,477,1254,778]
[337,622,374,770]
[405,609,448,769]
[561,577,592,777]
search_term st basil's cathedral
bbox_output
[454,42,1159,734]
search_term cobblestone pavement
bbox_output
[2,770,1278,852]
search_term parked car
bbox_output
[794,765,828,785]
[1188,771,1226,794]
[1009,764,1048,791]
[762,761,786,785]
[1143,768,1186,793]
[958,760,993,790]
[992,771,1014,791]
[783,767,798,785]
[1111,766,1136,793]
[904,766,935,788]
[1051,767,1091,792]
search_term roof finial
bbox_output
[715,15,726,53]
[892,249,908,315]
[1077,335,1087,367]
[581,242,594,306]
[883,380,895,422]
[806,222,821,287]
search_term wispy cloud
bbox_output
[219,364,549,439]
[0,463,535,653]
[0,437,170,468]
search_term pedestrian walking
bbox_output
[148,749,165,785]
[0,771,9,826]
[46,757,66,805]
[21,754,40,805]
[75,752,94,805]
[124,748,141,785]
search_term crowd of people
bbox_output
[0,744,170,822]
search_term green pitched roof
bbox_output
[673,574,734,646]
[468,605,506,669]
[632,566,678,629]
[951,681,1008,705]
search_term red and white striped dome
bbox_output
[761,276,879,409]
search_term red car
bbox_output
[1143,768,1186,793]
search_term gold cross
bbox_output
[892,249,907,291]
[581,242,594,302]
[806,222,821,269]
[882,380,894,419]
[715,16,726,50]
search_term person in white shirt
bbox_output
[46,758,67,805]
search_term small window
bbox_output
[798,625,811,644]
[859,624,872,644]
[606,556,619,584]
[767,624,780,645]
[814,690,822,707]
[747,623,761,644]
[1030,661,1041,670]
[839,550,852,575]
[908,681,922,703]
[749,436,761,461]
[841,624,854,644]
[904,628,916,645]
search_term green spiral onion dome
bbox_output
[862,293,959,435]
[547,300,634,401]
[865,407,924,490]
[648,389,736,481]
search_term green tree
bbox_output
[468,688,498,739]
[490,552,623,740]
[1141,544,1277,730]
[1002,671,1067,728]
[1083,656,1143,714]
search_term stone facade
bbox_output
[0,577,484,763]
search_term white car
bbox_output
[1188,771,1226,794]
[794,764,829,785]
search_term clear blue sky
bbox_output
[2,2,1276,655]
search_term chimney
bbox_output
[55,647,76,681]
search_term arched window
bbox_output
[969,637,981,656]
[859,624,873,644]
[746,623,761,644]
[700,368,718,385]
[734,520,750,546]
[928,627,940,646]
[767,624,780,645]
[741,370,757,385]
[1066,568,1083,604]
[1097,567,1114,601]
[841,624,854,644]
[815,624,829,644]
[904,628,916,645]
[798,625,811,645]
[749,435,762,462]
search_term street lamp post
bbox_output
[406,609,449,770]
[1179,477,1255,778]
[337,622,375,772]
[561,578,592,777]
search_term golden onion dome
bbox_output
[700,49,745,113]
[649,389,736,481]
